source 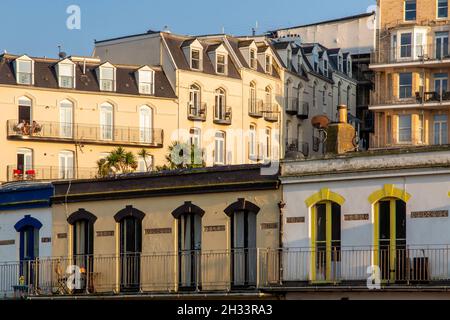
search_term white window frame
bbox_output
[250,49,257,69]
[191,49,202,70]
[265,128,271,160]
[17,148,33,172]
[214,131,226,165]
[100,103,113,141]
[139,105,153,143]
[59,99,73,138]
[58,62,76,89]
[15,58,34,85]
[216,53,227,75]
[138,69,155,95]
[398,114,412,143]
[59,150,74,179]
[249,124,256,159]
[99,66,116,92]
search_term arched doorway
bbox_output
[369,184,411,282]
[305,188,345,282]
[114,206,145,292]
[14,215,42,287]
[172,202,204,291]
[224,198,259,287]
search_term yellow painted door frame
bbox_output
[311,201,333,282]
[373,198,398,283]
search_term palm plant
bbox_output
[156,141,205,171]
[96,147,138,177]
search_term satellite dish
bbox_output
[311,115,330,130]
[59,51,67,59]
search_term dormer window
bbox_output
[347,59,352,76]
[324,59,329,77]
[338,55,343,72]
[137,67,155,95]
[15,57,34,85]
[297,55,302,73]
[250,49,257,69]
[99,65,116,92]
[57,61,76,89]
[191,49,201,70]
[216,53,227,74]
[265,54,272,74]
[313,53,319,72]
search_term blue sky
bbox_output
[0,0,374,58]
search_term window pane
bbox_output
[398,114,412,142]
[439,0,448,17]
[17,60,32,73]
[405,0,416,20]
[101,67,114,80]
[140,70,152,83]
[59,63,74,76]
[399,73,412,98]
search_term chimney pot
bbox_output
[337,104,348,124]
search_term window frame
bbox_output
[399,72,413,99]
[398,114,412,143]
[404,0,417,21]
[58,62,76,89]
[99,66,116,92]
[216,53,227,75]
[250,49,257,69]
[138,69,155,95]
[438,0,448,18]
[214,131,226,165]
[16,58,34,85]
[191,49,202,70]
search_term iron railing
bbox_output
[213,106,232,125]
[285,97,299,114]
[248,99,264,118]
[371,43,450,65]
[298,102,309,118]
[369,129,448,149]
[263,103,279,122]
[7,120,164,147]
[6,165,99,182]
[187,102,207,121]
[371,89,450,107]
[3,246,450,298]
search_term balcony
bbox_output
[3,245,450,298]
[285,97,299,115]
[7,165,98,182]
[369,130,448,150]
[187,102,207,121]
[285,139,309,157]
[263,103,279,122]
[7,120,164,148]
[371,90,450,110]
[213,107,232,125]
[297,101,309,119]
[371,44,450,68]
[248,99,263,118]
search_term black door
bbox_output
[18,105,31,124]
[19,226,38,287]
[231,210,257,287]
[178,213,202,290]
[120,217,142,292]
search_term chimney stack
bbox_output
[337,104,348,123]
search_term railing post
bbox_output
[256,248,260,289]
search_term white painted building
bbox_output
[0,182,53,297]
[278,147,450,299]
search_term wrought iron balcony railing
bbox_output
[248,99,264,118]
[297,101,309,119]
[7,120,164,147]
[6,165,99,182]
[285,97,299,115]
[187,102,207,121]
[3,246,450,298]
[371,90,450,107]
[371,44,450,65]
[263,103,279,122]
[213,106,232,125]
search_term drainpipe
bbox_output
[278,191,286,285]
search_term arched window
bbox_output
[139,105,153,143]
[224,199,260,286]
[59,150,74,179]
[265,86,272,106]
[311,200,341,282]
[68,209,96,291]
[100,103,113,140]
[249,124,257,160]
[265,127,271,160]
[214,88,226,120]
[323,85,327,106]
[60,100,73,138]
[369,185,411,282]
[172,202,204,289]
[15,148,33,179]
[18,96,32,125]
[189,84,201,116]
[249,82,257,114]
[14,215,42,285]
